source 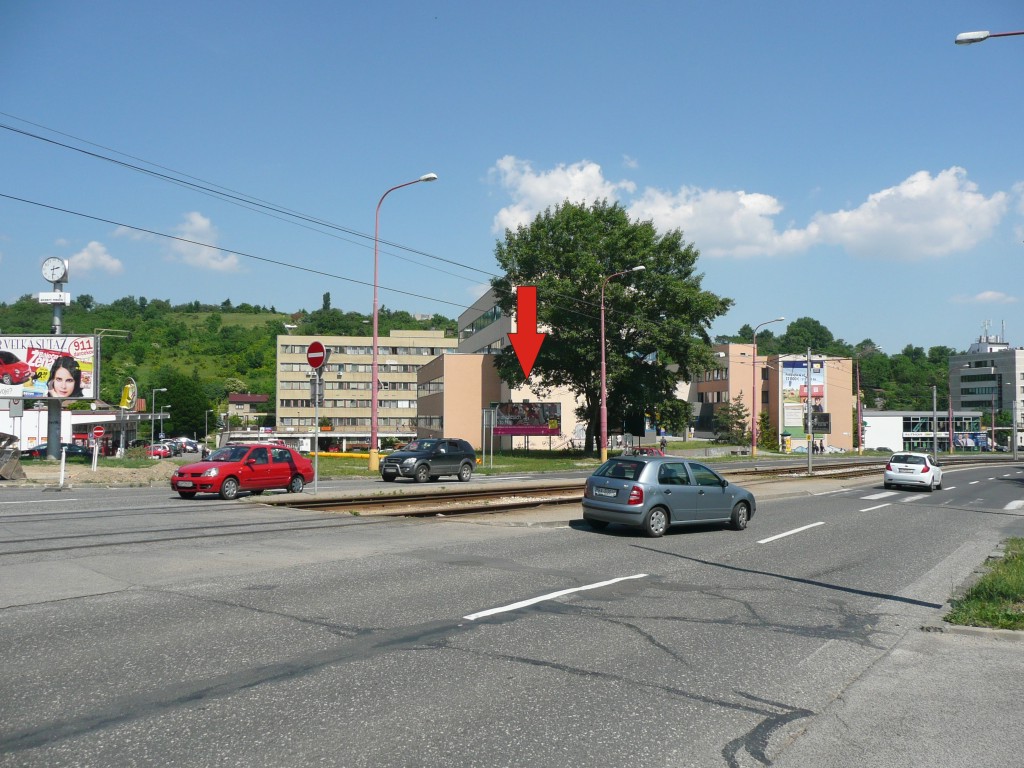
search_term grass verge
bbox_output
[945,538,1024,630]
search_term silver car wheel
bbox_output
[643,507,668,538]
[731,501,750,531]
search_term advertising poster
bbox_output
[494,402,561,436]
[781,360,825,442]
[0,335,98,400]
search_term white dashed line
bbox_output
[462,573,648,621]
[758,522,825,544]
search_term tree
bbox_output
[757,409,776,449]
[713,393,750,445]
[490,200,732,453]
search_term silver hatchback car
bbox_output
[582,456,757,537]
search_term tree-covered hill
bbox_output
[0,292,456,440]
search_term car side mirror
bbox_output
[721,478,729,488]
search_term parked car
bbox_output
[171,443,314,499]
[0,351,31,386]
[883,452,943,492]
[379,438,476,483]
[149,443,171,459]
[20,443,91,460]
[582,456,757,537]
[629,446,665,457]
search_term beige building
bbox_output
[693,343,854,451]
[276,329,458,448]
[450,289,585,450]
[416,354,503,445]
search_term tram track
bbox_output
[2,456,1005,557]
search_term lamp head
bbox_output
[955,30,990,44]
[420,173,438,182]
[631,265,647,272]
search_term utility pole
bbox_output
[806,347,813,475]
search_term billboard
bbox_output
[0,335,98,400]
[493,402,561,436]
[781,359,825,440]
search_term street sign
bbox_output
[92,426,105,439]
[307,341,326,370]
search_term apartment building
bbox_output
[275,329,458,448]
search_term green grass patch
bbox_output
[945,538,1024,630]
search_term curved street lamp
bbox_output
[600,265,646,462]
[369,173,437,472]
[955,29,1024,45]
[750,317,784,458]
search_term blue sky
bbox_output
[1,2,1022,355]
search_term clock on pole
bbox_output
[41,257,68,282]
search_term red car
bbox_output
[631,447,666,457]
[171,443,314,500]
[148,443,171,459]
[0,351,31,385]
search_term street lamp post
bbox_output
[750,317,784,458]
[600,265,646,463]
[205,409,213,451]
[150,387,167,455]
[369,173,437,472]
[955,29,1024,45]
[1005,382,1019,461]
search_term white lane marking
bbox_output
[0,498,80,506]
[901,496,924,503]
[462,573,648,621]
[812,489,844,496]
[863,491,897,500]
[969,481,980,485]
[860,503,891,511]
[758,522,825,544]
[1006,501,1024,510]
[944,486,956,491]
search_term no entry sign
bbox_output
[92,426,105,439]
[307,341,326,370]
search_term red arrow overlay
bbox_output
[508,285,546,379]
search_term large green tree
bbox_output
[490,200,732,453]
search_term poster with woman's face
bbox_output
[0,335,97,400]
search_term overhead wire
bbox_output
[0,114,659,329]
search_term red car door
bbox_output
[246,446,273,490]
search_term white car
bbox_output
[884,452,943,492]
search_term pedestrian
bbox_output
[659,436,667,452]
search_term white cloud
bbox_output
[951,291,1018,305]
[628,186,809,257]
[489,156,636,233]
[69,241,123,275]
[622,155,639,169]
[808,167,1007,259]
[170,212,239,272]
[490,158,1009,261]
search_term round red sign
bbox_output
[307,341,326,369]
[92,426,105,439]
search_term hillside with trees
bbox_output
[0,292,455,441]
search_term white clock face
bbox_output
[42,258,66,282]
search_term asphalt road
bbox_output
[2,463,1023,767]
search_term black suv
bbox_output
[380,438,476,483]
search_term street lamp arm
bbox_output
[956,29,1024,44]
